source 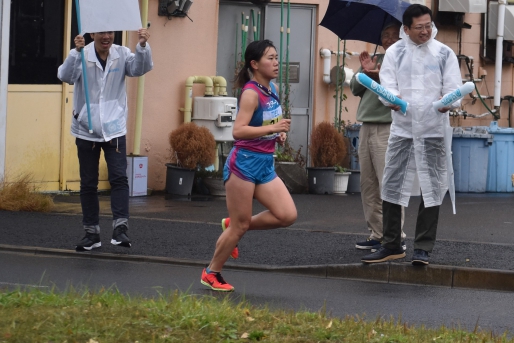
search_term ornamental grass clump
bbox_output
[309,121,346,168]
[0,174,54,212]
[168,122,216,170]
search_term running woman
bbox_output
[201,40,297,292]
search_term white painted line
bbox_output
[0,282,48,288]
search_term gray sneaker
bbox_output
[111,225,131,248]
[76,233,101,251]
[411,249,429,265]
[371,241,406,252]
[361,246,406,264]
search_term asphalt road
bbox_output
[1,194,514,270]
[1,251,513,335]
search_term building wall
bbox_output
[123,0,514,191]
[125,0,219,191]
[3,0,511,191]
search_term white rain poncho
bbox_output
[58,42,153,142]
[379,23,461,212]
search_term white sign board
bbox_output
[127,156,148,197]
[79,0,142,34]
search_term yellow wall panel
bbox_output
[6,88,62,187]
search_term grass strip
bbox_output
[0,287,511,342]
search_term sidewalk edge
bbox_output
[1,244,513,292]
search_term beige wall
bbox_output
[124,0,514,191]
[125,0,219,191]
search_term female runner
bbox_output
[201,40,297,291]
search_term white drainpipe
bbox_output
[320,48,355,85]
[0,0,11,180]
[320,48,333,84]
[494,0,507,112]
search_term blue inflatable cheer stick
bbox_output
[74,0,93,133]
[355,72,408,115]
[433,82,474,111]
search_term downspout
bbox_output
[180,76,214,123]
[493,0,507,118]
[320,48,332,84]
[210,76,228,96]
[0,0,11,180]
[132,0,148,155]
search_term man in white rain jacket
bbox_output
[58,29,153,251]
[361,4,461,265]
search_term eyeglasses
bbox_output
[410,24,432,32]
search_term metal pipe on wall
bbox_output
[494,0,507,115]
[180,76,214,123]
[0,0,11,179]
[132,0,148,155]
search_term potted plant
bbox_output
[308,121,346,194]
[167,122,216,196]
[196,168,226,196]
[274,140,308,194]
[334,165,351,194]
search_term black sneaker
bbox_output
[371,241,407,252]
[75,233,101,251]
[412,249,429,265]
[355,238,381,250]
[111,225,131,247]
[361,246,406,263]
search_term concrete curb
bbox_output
[2,244,513,292]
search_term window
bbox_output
[8,0,65,84]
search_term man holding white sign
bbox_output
[361,4,461,265]
[58,27,153,251]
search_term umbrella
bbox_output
[320,0,411,46]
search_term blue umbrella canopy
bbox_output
[320,0,411,46]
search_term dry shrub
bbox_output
[309,121,346,168]
[0,174,54,212]
[168,122,216,170]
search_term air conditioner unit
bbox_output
[488,2,514,40]
[439,0,487,13]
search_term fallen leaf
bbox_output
[466,259,470,262]
[244,309,251,316]
[246,317,255,322]
[241,333,249,339]
[326,320,333,329]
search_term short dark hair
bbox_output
[403,4,433,28]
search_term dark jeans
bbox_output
[382,198,440,252]
[76,136,129,233]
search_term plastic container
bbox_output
[486,121,514,192]
[345,123,362,171]
[452,126,493,193]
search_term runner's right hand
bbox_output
[273,119,291,133]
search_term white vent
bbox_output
[405,0,426,5]
[439,0,487,13]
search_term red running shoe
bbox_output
[221,218,239,259]
[201,268,234,292]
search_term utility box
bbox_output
[192,97,237,141]
[452,126,492,193]
[486,121,514,192]
[488,3,514,40]
[439,0,487,13]
[127,156,148,197]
